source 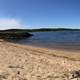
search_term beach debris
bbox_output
[8,65,24,69]
[69,70,80,79]
[66,70,80,80]
[0,72,9,80]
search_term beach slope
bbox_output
[0,41,80,80]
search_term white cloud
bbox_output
[0,18,25,30]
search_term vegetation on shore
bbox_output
[0,28,80,33]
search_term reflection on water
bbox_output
[15,31,80,50]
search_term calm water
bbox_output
[16,31,80,50]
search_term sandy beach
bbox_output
[0,41,80,80]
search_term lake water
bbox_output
[16,31,80,50]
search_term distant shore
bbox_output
[1,28,80,33]
[0,41,80,80]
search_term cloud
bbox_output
[0,18,25,30]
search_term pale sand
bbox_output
[0,41,80,80]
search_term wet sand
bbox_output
[0,41,80,80]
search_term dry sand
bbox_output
[0,41,80,80]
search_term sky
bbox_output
[0,0,80,29]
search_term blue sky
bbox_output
[0,0,80,29]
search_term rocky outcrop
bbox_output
[0,32,33,39]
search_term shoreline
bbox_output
[2,40,80,61]
[0,41,80,80]
[21,42,80,51]
[13,39,80,52]
[9,41,80,60]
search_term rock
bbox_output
[68,70,80,79]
